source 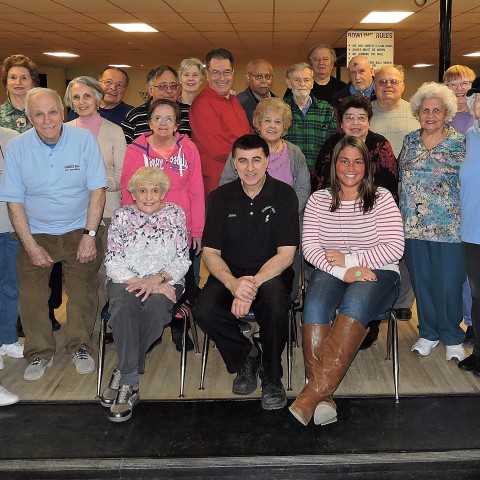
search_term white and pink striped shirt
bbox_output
[302,187,405,281]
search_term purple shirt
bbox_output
[450,111,475,135]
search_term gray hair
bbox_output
[286,62,312,79]
[147,65,178,85]
[307,44,336,65]
[467,92,480,114]
[178,58,205,81]
[246,58,273,73]
[25,87,63,116]
[64,76,103,109]
[375,64,405,81]
[127,167,171,197]
[410,82,457,122]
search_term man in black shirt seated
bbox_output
[196,134,299,410]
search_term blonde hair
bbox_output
[252,98,292,134]
[178,58,205,81]
[127,167,171,197]
[443,65,475,83]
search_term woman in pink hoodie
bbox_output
[120,99,204,350]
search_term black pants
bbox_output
[464,242,480,355]
[196,271,293,379]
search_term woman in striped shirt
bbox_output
[290,136,404,427]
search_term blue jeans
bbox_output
[303,269,400,328]
[0,232,19,345]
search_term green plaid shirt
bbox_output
[0,98,32,133]
[284,95,337,168]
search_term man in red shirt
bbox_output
[190,48,251,198]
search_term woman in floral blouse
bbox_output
[399,82,466,361]
[101,166,190,422]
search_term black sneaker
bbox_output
[232,354,261,395]
[261,378,287,410]
[108,385,139,423]
[171,318,194,352]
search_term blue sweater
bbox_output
[460,121,480,244]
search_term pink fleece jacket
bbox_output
[120,132,205,240]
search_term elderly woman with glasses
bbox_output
[443,65,476,346]
[120,99,204,352]
[399,82,466,361]
[177,58,205,105]
[65,76,127,319]
[102,166,190,422]
[122,65,191,144]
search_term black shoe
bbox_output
[359,321,380,350]
[395,308,412,321]
[17,316,24,338]
[232,354,261,395]
[464,326,476,346]
[261,378,287,410]
[49,308,61,331]
[171,326,194,352]
[458,353,480,372]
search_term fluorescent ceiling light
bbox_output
[44,52,79,57]
[413,63,434,67]
[109,23,158,33]
[463,51,480,57]
[109,64,131,68]
[361,12,414,23]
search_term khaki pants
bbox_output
[16,228,104,362]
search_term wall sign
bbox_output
[347,31,394,68]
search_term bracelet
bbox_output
[159,273,167,283]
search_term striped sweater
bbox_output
[302,187,404,281]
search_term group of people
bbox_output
[0,46,478,429]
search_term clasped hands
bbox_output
[325,249,376,283]
[229,276,258,319]
[126,275,176,302]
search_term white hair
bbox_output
[410,82,457,123]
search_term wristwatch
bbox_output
[83,229,97,237]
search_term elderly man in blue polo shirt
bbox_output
[0,87,108,381]
[196,134,299,410]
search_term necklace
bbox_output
[268,140,287,171]
[338,199,358,254]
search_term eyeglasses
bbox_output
[248,73,273,81]
[446,80,472,89]
[208,69,233,78]
[378,79,403,86]
[150,115,175,124]
[99,79,126,89]
[343,113,368,123]
[151,83,179,91]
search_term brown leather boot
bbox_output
[302,324,337,425]
[290,314,367,426]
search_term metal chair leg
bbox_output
[199,333,210,390]
[96,318,107,398]
[188,307,200,355]
[386,312,393,360]
[179,309,188,398]
[287,308,293,391]
[392,311,400,403]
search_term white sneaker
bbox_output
[72,347,94,374]
[24,357,53,381]
[0,355,4,370]
[0,341,24,358]
[411,338,440,356]
[0,384,19,406]
[446,344,466,361]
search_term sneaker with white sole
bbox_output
[108,384,139,422]
[24,357,53,381]
[446,344,466,361]
[0,341,24,358]
[72,347,94,374]
[100,368,121,407]
[0,384,19,406]
[411,338,440,356]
